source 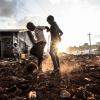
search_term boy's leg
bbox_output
[50,49,58,70]
[37,42,46,73]
[50,43,59,71]
[30,42,46,73]
[38,57,43,72]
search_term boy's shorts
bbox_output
[30,42,46,59]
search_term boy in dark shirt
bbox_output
[47,15,63,74]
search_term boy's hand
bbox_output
[45,26,50,32]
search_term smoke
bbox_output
[42,56,53,72]
[42,55,80,75]
[0,0,17,17]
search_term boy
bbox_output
[47,15,63,74]
[13,43,20,62]
[26,22,48,73]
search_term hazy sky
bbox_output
[0,0,100,48]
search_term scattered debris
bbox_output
[0,54,100,99]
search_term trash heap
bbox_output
[0,54,100,100]
[0,57,38,100]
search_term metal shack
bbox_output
[0,29,34,58]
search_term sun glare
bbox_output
[57,41,67,53]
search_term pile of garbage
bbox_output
[0,54,100,100]
[0,58,38,100]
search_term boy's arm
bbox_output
[37,26,45,30]
[59,28,63,36]
[27,31,36,44]
[38,26,50,32]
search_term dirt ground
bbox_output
[0,54,100,100]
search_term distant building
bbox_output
[78,49,97,55]
[67,42,99,55]
[96,42,100,45]
[0,29,34,58]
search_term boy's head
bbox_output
[26,22,36,31]
[47,15,54,24]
